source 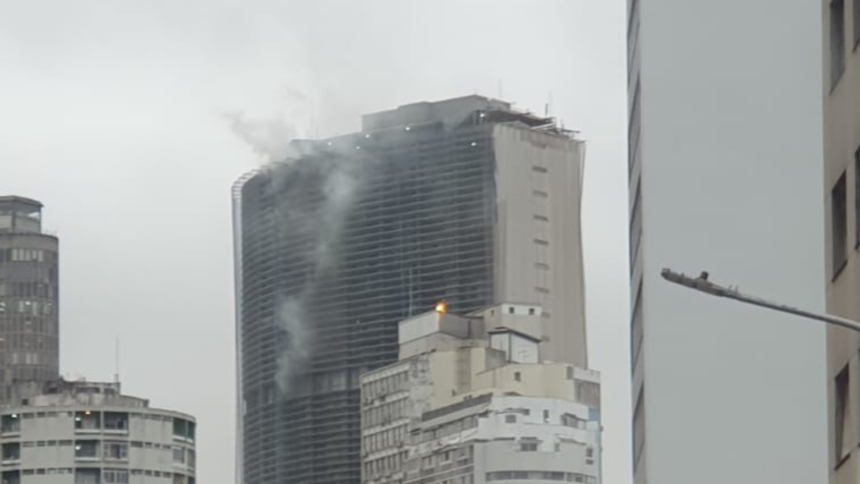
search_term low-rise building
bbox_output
[360,303,601,484]
[0,379,196,484]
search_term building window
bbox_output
[74,440,99,459]
[103,442,128,461]
[173,418,196,441]
[633,388,646,470]
[561,414,587,430]
[505,414,517,424]
[519,440,539,452]
[514,372,521,382]
[1,414,20,433]
[566,366,574,380]
[835,364,851,467]
[832,0,846,87]
[74,411,100,431]
[104,412,128,431]
[173,447,186,463]
[629,178,642,263]
[75,469,100,484]
[832,172,848,276]
[2,443,19,461]
[103,470,128,484]
[854,0,860,47]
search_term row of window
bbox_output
[362,371,408,401]
[1,411,195,441]
[0,282,56,299]
[829,148,860,277]
[363,450,408,478]
[486,471,597,483]
[0,300,54,316]
[0,316,57,334]
[1,468,196,484]
[0,249,55,264]
[2,439,187,452]
[829,0,860,88]
[415,446,474,472]
[500,411,587,430]
[362,396,408,428]
[363,424,408,453]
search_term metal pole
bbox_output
[660,268,860,333]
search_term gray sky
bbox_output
[0,1,630,483]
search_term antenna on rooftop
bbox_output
[497,79,504,100]
[114,336,120,384]
[546,90,553,117]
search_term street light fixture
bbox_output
[660,268,860,333]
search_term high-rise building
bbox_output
[823,0,860,482]
[626,1,826,483]
[233,95,588,484]
[0,196,60,400]
[0,379,196,484]
[359,302,601,484]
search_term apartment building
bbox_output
[233,95,588,484]
[824,0,860,483]
[0,379,196,484]
[0,196,60,400]
[359,303,601,484]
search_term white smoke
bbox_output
[222,111,299,162]
[224,86,369,398]
[316,163,360,271]
[269,158,365,396]
[274,298,311,395]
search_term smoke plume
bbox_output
[267,156,366,396]
[225,100,367,397]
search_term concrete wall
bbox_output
[629,0,826,483]
[492,125,587,367]
[426,396,599,484]
[823,0,860,483]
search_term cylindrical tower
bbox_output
[0,196,60,399]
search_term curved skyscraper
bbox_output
[0,196,60,401]
[233,95,587,484]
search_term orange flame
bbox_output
[435,301,447,314]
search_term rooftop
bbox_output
[0,195,43,209]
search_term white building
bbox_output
[0,379,196,484]
[360,303,601,484]
[627,1,826,483]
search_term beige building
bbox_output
[825,0,860,483]
[359,303,601,484]
[0,379,196,484]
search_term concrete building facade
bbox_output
[233,96,588,484]
[824,0,860,483]
[0,379,196,484]
[0,196,60,401]
[359,303,601,484]
[626,1,826,483]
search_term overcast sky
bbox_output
[0,1,630,483]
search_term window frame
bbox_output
[835,364,851,468]
[832,171,848,279]
[831,0,847,89]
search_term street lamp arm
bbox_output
[660,268,860,333]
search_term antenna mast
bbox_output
[114,336,120,384]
